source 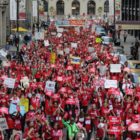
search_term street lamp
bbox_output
[16,0,21,52]
[114,0,116,39]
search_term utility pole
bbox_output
[37,0,39,32]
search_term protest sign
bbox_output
[4,78,16,89]
[110,64,121,73]
[0,118,8,130]
[20,106,25,116]
[104,80,118,88]
[45,80,56,93]
[70,56,81,64]
[57,33,62,38]
[50,52,56,64]
[20,98,29,112]
[108,116,121,125]
[64,48,70,54]
[71,43,77,49]
[0,107,8,114]
[44,40,50,47]
[9,103,17,115]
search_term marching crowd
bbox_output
[0,23,140,140]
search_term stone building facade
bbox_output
[0,0,9,47]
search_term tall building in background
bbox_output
[117,0,140,39]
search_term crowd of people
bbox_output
[0,22,140,140]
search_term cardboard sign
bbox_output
[104,80,118,88]
[45,80,56,93]
[71,43,77,48]
[0,118,8,130]
[4,78,16,89]
[110,64,121,73]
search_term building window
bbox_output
[72,0,80,15]
[44,1,48,12]
[56,0,64,15]
[87,0,96,15]
[104,0,109,13]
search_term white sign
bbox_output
[88,47,94,53]
[4,78,16,89]
[45,81,56,93]
[104,80,118,88]
[44,40,50,46]
[10,0,17,20]
[0,118,8,131]
[57,33,62,38]
[64,48,70,54]
[19,0,26,20]
[110,64,121,73]
[57,28,64,33]
[71,43,77,48]
[35,32,44,40]
[32,0,38,17]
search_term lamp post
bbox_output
[16,0,21,52]
[114,0,116,39]
[37,0,40,32]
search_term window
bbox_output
[72,0,80,15]
[56,0,64,15]
[104,0,109,13]
[87,0,96,15]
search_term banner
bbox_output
[4,78,16,89]
[45,80,56,93]
[104,80,118,88]
[19,0,26,20]
[35,32,45,40]
[110,64,121,73]
[71,43,78,49]
[0,118,8,131]
[32,0,38,17]
[10,0,17,20]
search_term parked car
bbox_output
[95,26,106,36]
[102,36,113,45]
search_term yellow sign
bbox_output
[96,38,102,43]
[50,52,56,64]
[20,98,29,112]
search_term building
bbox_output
[117,0,140,39]
[0,0,9,47]
[42,0,113,18]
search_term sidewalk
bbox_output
[119,32,136,56]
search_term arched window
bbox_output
[87,0,96,15]
[72,0,80,15]
[104,0,109,13]
[44,1,48,12]
[56,0,64,15]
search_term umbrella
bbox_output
[11,27,28,32]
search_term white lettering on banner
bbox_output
[0,118,8,131]
[45,81,56,93]
[104,80,118,88]
[71,43,78,48]
[110,64,121,73]
[4,78,16,89]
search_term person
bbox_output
[123,31,128,43]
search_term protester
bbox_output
[0,20,140,140]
